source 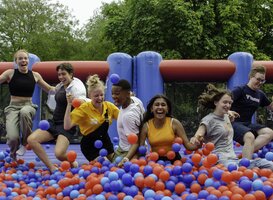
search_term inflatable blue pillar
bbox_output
[105,52,133,142]
[29,53,41,130]
[227,52,254,121]
[227,52,253,90]
[136,51,163,108]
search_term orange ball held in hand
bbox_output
[72,98,82,108]
[127,133,138,144]
[67,150,77,162]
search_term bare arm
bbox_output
[228,110,240,122]
[173,118,199,151]
[0,69,13,84]
[63,93,76,130]
[190,124,206,146]
[33,72,54,93]
[117,124,148,167]
[139,123,148,146]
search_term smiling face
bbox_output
[151,97,169,120]
[214,94,233,116]
[249,72,266,91]
[111,85,130,108]
[89,86,104,108]
[57,68,73,87]
[15,51,29,73]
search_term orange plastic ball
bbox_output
[72,98,82,108]
[149,152,159,162]
[144,176,155,188]
[67,150,77,162]
[205,142,215,151]
[60,161,71,171]
[174,183,186,195]
[159,171,170,181]
[166,151,176,160]
[207,153,218,165]
[191,153,202,164]
[127,133,138,144]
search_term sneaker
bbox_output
[16,146,26,156]
[71,161,78,168]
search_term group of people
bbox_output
[0,49,273,172]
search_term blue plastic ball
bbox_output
[219,196,230,200]
[212,169,223,180]
[99,148,108,157]
[70,190,80,199]
[138,145,147,155]
[227,163,238,172]
[94,140,103,149]
[181,163,193,173]
[108,172,119,181]
[129,164,140,174]
[113,137,119,144]
[121,174,133,186]
[252,179,263,191]
[110,74,120,84]
[143,165,153,176]
[239,158,250,167]
[265,152,273,161]
[0,151,5,160]
[262,185,273,197]
[172,143,181,152]
[206,194,218,200]
[239,179,252,192]
[198,190,209,199]
[38,120,50,130]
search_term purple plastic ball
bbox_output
[94,140,103,149]
[38,120,50,130]
[110,74,120,84]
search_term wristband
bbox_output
[123,157,129,162]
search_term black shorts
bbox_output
[232,122,266,145]
[47,119,76,141]
[80,127,114,161]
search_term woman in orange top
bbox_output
[139,94,198,162]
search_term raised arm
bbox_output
[34,72,54,93]
[63,93,76,130]
[0,69,13,84]
[173,118,199,151]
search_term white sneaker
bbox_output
[16,146,26,156]
[71,161,78,168]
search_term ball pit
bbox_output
[0,141,272,199]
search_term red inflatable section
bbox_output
[2,60,273,83]
[0,62,14,73]
[32,61,109,83]
[160,60,236,82]
[254,61,273,82]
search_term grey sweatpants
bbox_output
[219,157,273,171]
[4,101,37,159]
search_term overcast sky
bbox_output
[50,0,119,26]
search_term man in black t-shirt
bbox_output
[231,65,273,160]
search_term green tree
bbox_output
[100,0,273,60]
[0,0,82,61]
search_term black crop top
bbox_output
[9,69,36,97]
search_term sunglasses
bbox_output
[254,76,266,84]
